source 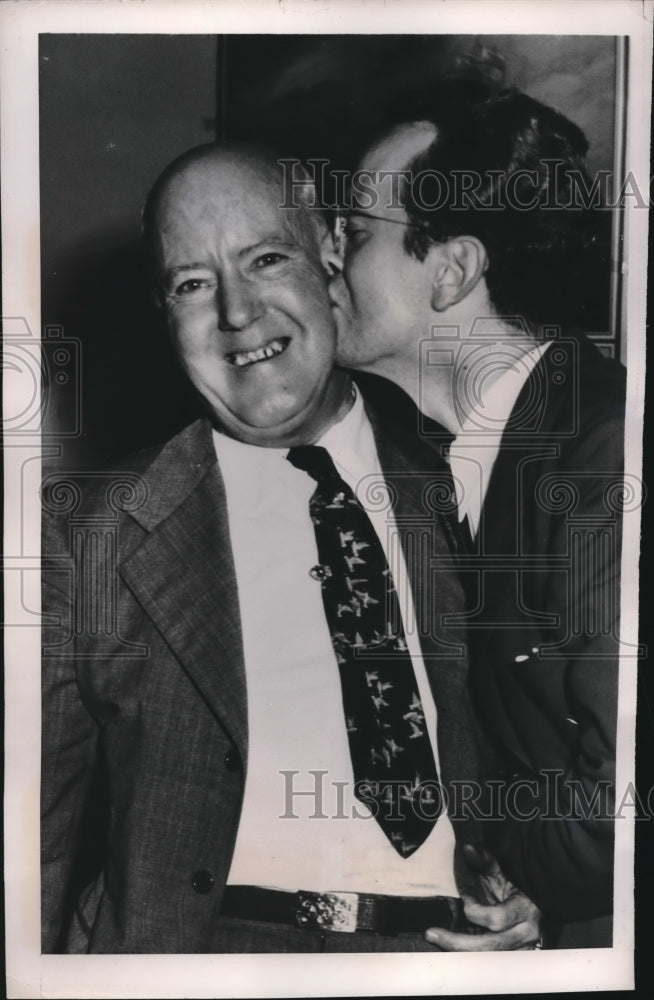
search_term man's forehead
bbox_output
[159,154,281,216]
[352,121,438,222]
[359,121,438,175]
[155,169,318,264]
[155,158,315,247]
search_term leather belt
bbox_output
[221,885,464,935]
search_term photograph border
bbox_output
[2,1,651,997]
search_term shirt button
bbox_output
[191,870,214,894]
[224,748,240,771]
[310,564,329,582]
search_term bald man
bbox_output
[41,143,541,953]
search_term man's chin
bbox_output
[210,402,325,448]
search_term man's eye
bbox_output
[252,252,287,269]
[343,225,368,246]
[174,278,208,295]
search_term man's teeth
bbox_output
[229,339,287,368]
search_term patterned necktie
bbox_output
[287,445,442,857]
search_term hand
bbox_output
[425,844,542,951]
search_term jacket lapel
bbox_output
[365,398,466,656]
[364,399,486,800]
[479,339,578,557]
[119,420,248,764]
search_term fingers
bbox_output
[475,870,513,906]
[462,892,540,932]
[461,842,501,876]
[425,920,541,952]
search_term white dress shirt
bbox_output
[214,388,458,897]
[449,341,552,537]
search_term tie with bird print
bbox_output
[287,445,442,857]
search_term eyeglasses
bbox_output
[333,210,425,251]
[338,209,424,229]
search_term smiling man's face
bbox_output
[152,149,348,446]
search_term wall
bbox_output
[40,34,218,466]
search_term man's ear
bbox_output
[430,237,488,311]
[319,220,344,279]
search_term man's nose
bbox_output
[216,273,262,331]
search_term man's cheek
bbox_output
[333,302,356,346]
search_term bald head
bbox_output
[143,143,322,276]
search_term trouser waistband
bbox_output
[220,885,464,935]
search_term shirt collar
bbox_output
[456,340,552,440]
[316,384,380,481]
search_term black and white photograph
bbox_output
[2,1,651,997]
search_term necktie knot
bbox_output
[286,445,340,484]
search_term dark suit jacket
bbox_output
[41,403,489,953]
[462,335,626,939]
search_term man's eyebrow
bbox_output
[238,235,300,257]
[162,235,303,285]
[163,263,209,284]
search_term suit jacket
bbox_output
[41,401,489,953]
[462,335,626,939]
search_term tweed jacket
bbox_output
[41,401,488,953]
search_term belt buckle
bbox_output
[295,891,359,933]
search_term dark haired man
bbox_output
[332,91,625,948]
[41,142,542,953]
